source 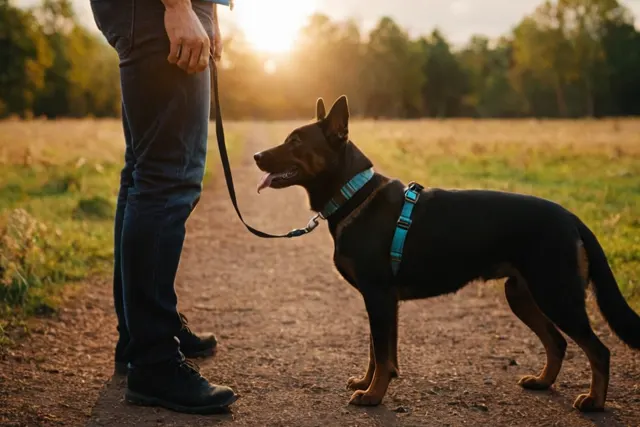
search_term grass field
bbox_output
[1,118,639,329]
[0,119,245,326]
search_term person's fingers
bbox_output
[198,36,210,71]
[168,39,181,64]
[195,44,208,73]
[177,43,193,71]
[188,42,203,73]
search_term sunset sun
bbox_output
[233,0,318,54]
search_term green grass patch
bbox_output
[0,122,245,344]
[0,162,118,313]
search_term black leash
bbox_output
[209,55,320,238]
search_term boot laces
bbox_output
[178,357,201,376]
[179,313,195,335]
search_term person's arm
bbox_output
[162,0,210,74]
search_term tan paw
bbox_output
[346,376,371,391]
[573,394,604,412]
[349,390,383,406]
[518,375,552,390]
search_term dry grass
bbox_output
[0,118,638,317]
[263,118,640,307]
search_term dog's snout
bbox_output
[253,152,263,163]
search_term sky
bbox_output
[318,0,640,43]
[16,0,640,47]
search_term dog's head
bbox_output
[254,95,357,194]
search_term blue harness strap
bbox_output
[390,181,424,275]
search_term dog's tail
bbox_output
[576,217,640,349]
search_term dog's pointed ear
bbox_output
[316,98,326,121]
[325,95,349,142]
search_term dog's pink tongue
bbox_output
[257,173,274,193]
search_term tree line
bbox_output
[2,0,640,119]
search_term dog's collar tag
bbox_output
[320,168,375,219]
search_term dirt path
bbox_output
[1,129,639,427]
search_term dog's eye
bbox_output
[290,138,302,147]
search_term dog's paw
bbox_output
[517,375,552,390]
[349,390,383,406]
[346,376,371,391]
[573,394,604,412]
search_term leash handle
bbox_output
[209,54,314,239]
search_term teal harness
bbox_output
[319,169,423,276]
[390,182,423,275]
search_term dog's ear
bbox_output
[316,98,326,120]
[325,95,349,143]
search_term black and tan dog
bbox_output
[253,95,640,412]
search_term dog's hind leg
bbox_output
[347,336,374,391]
[349,289,398,406]
[390,301,400,377]
[527,271,610,412]
[505,276,567,390]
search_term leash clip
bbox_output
[306,214,321,232]
[286,214,322,238]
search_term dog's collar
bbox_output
[320,168,375,219]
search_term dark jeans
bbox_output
[90,0,214,365]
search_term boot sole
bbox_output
[125,389,238,415]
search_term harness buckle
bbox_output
[397,217,411,230]
[404,190,419,204]
[408,181,424,192]
[408,181,424,191]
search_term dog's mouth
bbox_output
[257,167,299,193]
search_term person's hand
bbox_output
[163,0,209,73]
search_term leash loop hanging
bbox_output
[209,54,318,239]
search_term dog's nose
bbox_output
[253,152,263,162]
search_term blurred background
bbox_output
[0,0,638,332]
[2,0,640,119]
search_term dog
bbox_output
[253,95,640,412]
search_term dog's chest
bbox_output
[332,251,359,289]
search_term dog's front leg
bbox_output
[347,335,374,391]
[349,288,398,406]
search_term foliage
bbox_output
[2,0,640,119]
[0,0,119,119]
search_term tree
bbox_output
[0,0,52,117]
[458,36,525,117]
[512,3,574,117]
[361,17,425,118]
[601,18,640,115]
[420,30,467,117]
[3,0,640,120]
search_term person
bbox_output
[90,0,237,414]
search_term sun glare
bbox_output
[233,0,318,54]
